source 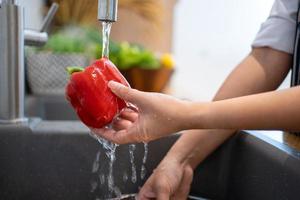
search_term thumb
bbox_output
[108,81,143,103]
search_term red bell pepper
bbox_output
[65,57,129,128]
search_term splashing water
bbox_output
[98,24,117,197]
[90,132,150,199]
[92,151,101,173]
[102,22,112,58]
[123,172,128,183]
[91,181,98,193]
[140,143,148,180]
[99,173,105,185]
[90,132,121,198]
[89,20,147,200]
[129,144,137,183]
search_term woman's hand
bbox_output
[92,81,189,144]
[138,158,193,200]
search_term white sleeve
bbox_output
[252,0,298,54]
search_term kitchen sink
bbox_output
[2,95,300,199]
[25,95,78,121]
[0,121,207,200]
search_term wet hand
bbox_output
[138,158,193,200]
[91,81,189,144]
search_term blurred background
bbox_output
[22,0,289,101]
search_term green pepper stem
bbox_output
[66,66,84,75]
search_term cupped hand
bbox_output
[91,81,189,144]
[138,158,193,200]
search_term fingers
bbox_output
[139,183,170,200]
[92,128,139,145]
[108,81,145,104]
[119,108,138,122]
[156,186,171,200]
[151,178,172,200]
[138,175,156,200]
[112,118,132,131]
[91,127,115,139]
[171,167,193,200]
[138,175,168,200]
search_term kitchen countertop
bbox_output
[247,130,300,157]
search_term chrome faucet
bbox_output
[25,2,58,46]
[0,0,58,123]
[98,0,118,22]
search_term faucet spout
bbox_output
[0,0,27,123]
[98,0,118,22]
[0,1,58,123]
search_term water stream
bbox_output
[90,134,149,199]
[140,143,148,180]
[89,22,149,199]
[91,134,122,198]
[102,22,112,58]
[129,144,137,183]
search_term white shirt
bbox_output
[252,0,299,54]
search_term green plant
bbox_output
[39,26,101,59]
[114,42,160,70]
[43,33,85,54]
[35,26,160,70]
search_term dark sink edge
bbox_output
[192,130,300,200]
[228,130,300,200]
[246,130,300,159]
[0,119,182,200]
[1,119,300,200]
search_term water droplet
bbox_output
[123,172,128,182]
[90,181,98,192]
[140,143,148,180]
[92,150,101,173]
[129,144,137,183]
[140,165,146,180]
[99,174,105,185]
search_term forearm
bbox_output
[190,86,300,131]
[166,129,234,169]
[166,48,292,169]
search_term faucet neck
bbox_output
[98,0,118,22]
[0,2,27,123]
